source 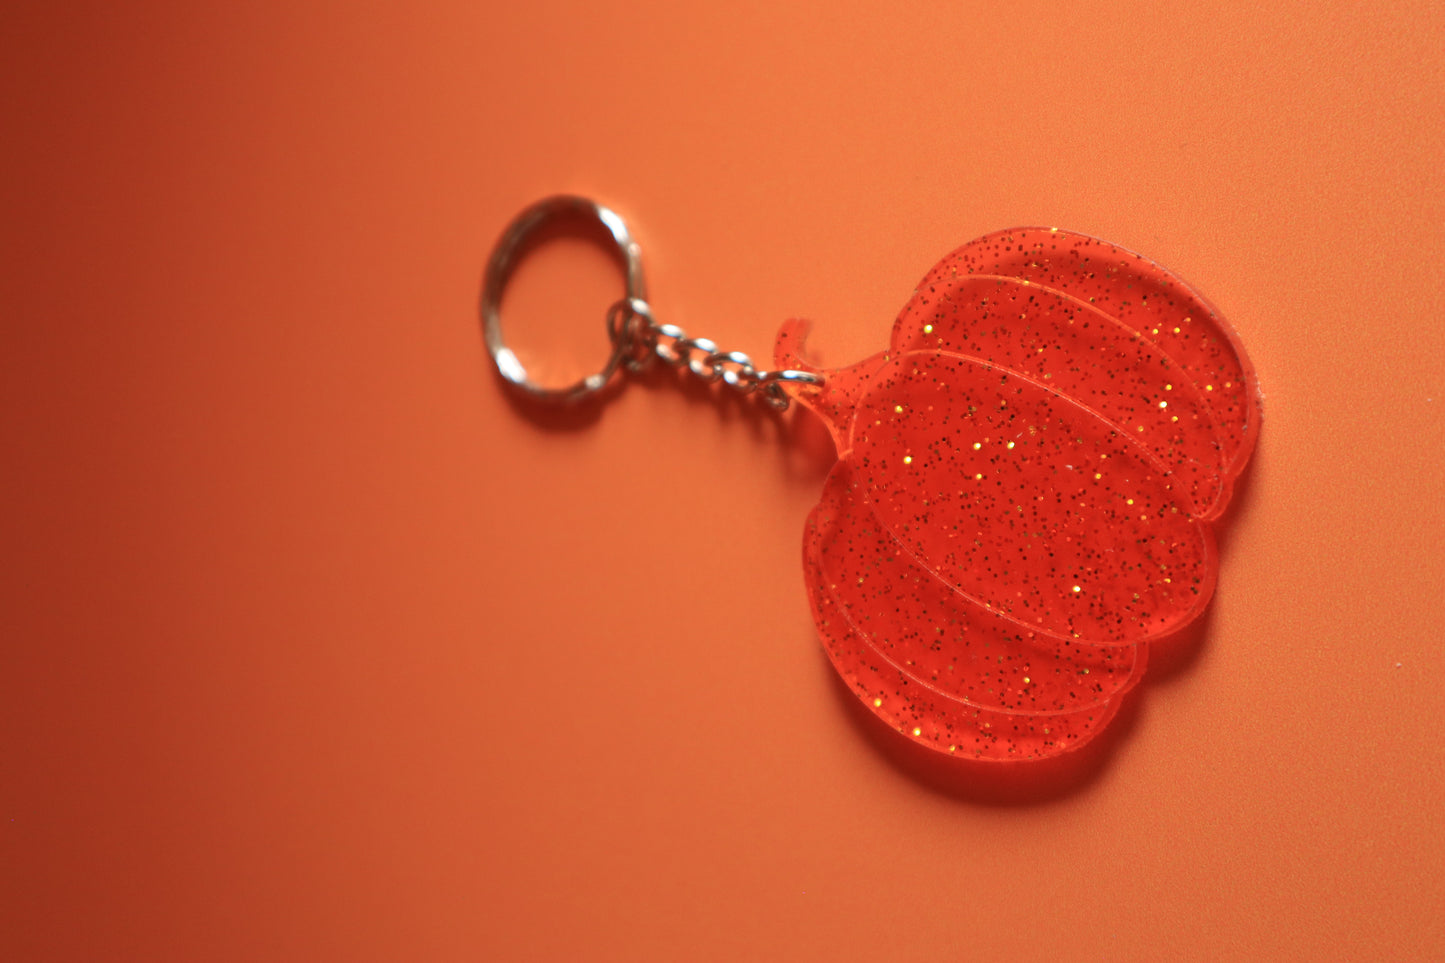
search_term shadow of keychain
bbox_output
[483,195,1260,763]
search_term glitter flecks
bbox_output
[774,227,1260,762]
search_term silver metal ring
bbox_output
[481,196,646,404]
[707,350,756,389]
[605,297,657,373]
[652,323,689,367]
[684,337,721,381]
[757,369,823,387]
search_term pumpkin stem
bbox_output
[773,319,888,457]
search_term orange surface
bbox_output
[2,2,1443,960]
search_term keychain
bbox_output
[483,195,1260,762]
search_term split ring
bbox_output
[481,195,647,404]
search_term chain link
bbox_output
[605,297,821,410]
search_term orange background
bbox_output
[3,2,1443,960]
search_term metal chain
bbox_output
[605,297,822,411]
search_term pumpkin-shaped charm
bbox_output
[776,228,1260,761]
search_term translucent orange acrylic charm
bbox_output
[775,229,1259,760]
[485,201,1260,763]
